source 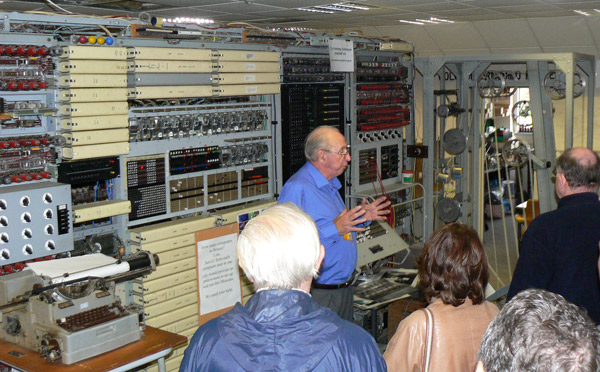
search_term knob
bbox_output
[44,193,53,203]
[0,217,7,227]
[46,225,54,235]
[46,241,55,250]
[22,246,32,256]
[22,213,31,223]
[21,197,30,207]
[44,209,53,219]
[1,233,9,243]
[0,200,6,210]
[23,229,32,239]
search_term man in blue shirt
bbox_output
[179,203,387,372]
[278,125,390,321]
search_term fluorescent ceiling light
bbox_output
[416,18,440,24]
[431,17,454,23]
[574,10,590,16]
[400,17,454,25]
[299,2,370,14]
[299,8,334,14]
[166,17,215,24]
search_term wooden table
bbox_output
[0,326,187,372]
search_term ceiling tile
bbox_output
[467,0,549,6]
[250,0,340,8]
[555,2,600,9]
[368,0,447,6]
[400,2,477,11]
[488,4,563,12]
[528,16,595,46]
[420,23,489,49]
[473,19,539,48]
[150,0,236,6]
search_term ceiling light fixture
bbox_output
[399,20,425,25]
[314,5,353,12]
[416,18,440,24]
[166,17,215,25]
[430,17,454,24]
[299,8,334,14]
[574,10,590,16]
[593,9,600,13]
[299,2,370,14]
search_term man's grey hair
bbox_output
[478,289,600,372]
[304,125,339,162]
[237,202,321,290]
[556,148,600,191]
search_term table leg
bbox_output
[157,357,166,372]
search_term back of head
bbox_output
[478,289,600,372]
[304,125,339,162]
[418,223,489,306]
[556,148,600,192]
[237,202,321,290]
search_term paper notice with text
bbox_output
[197,232,241,315]
[328,39,354,72]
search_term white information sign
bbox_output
[197,232,241,315]
[328,39,354,72]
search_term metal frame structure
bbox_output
[415,53,595,240]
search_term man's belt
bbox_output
[312,280,352,290]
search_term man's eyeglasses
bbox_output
[323,145,351,157]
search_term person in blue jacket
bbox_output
[507,147,600,323]
[179,202,387,372]
[278,125,390,321]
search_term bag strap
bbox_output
[423,308,434,372]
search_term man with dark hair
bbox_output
[278,126,390,321]
[477,289,600,372]
[508,147,600,323]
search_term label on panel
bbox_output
[214,73,280,85]
[128,47,213,61]
[132,85,213,99]
[214,62,280,73]
[60,101,129,117]
[216,50,280,62]
[59,88,128,103]
[129,60,213,73]
[60,114,129,131]
[62,142,130,160]
[59,60,129,74]
[59,74,128,88]
[61,46,128,60]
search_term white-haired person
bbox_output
[477,288,600,372]
[179,202,387,372]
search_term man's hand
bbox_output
[361,196,391,221]
[334,206,367,235]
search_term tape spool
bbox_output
[502,138,530,167]
[436,198,460,223]
[443,128,467,155]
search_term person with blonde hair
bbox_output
[180,202,387,372]
[384,223,498,372]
